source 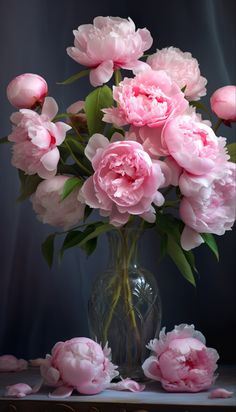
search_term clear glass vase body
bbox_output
[88,228,162,380]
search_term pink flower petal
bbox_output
[0,355,28,372]
[41,97,58,120]
[108,378,145,392]
[181,226,204,251]
[41,147,59,171]
[49,386,73,399]
[67,100,85,114]
[5,383,33,398]
[89,61,114,87]
[208,388,234,399]
[85,133,109,162]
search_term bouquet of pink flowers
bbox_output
[2,16,236,285]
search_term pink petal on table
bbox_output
[0,354,28,372]
[208,388,234,399]
[49,386,73,399]
[108,378,145,392]
[5,383,33,398]
[29,358,47,367]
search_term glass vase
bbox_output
[88,227,162,380]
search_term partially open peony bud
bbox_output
[40,337,119,396]
[210,85,236,122]
[6,73,48,109]
[142,324,219,392]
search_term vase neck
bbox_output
[107,228,142,270]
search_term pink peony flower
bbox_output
[103,70,187,128]
[142,324,219,392]
[179,162,236,241]
[40,337,119,395]
[79,133,165,226]
[67,16,152,87]
[31,176,85,229]
[126,126,169,158]
[8,97,71,179]
[147,47,207,101]
[162,114,229,175]
[0,355,28,372]
[210,85,236,121]
[7,73,48,109]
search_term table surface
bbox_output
[0,365,235,412]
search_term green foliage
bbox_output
[201,233,219,261]
[17,171,42,201]
[61,177,83,200]
[0,136,9,144]
[85,85,113,135]
[60,222,113,259]
[227,142,236,163]
[57,69,89,85]
[156,213,197,286]
[41,234,56,268]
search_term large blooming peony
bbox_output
[103,69,187,128]
[179,162,236,249]
[162,114,229,175]
[31,176,85,229]
[67,16,152,87]
[147,47,207,101]
[142,324,219,392]
[40,337,119,396]
[79,134,165,226]
[8,97,71,179]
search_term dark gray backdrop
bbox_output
[0,0,235,363]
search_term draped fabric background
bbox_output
[0,0,235,362]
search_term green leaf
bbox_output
[65,136,85,155]
[159,233,168,262]
[156,213,183,243]
[60,230,84,258]
[189,101,210,114]
[17,172,42,201]
[167,237,196,286]
[57,69,89,85]
[80,237,98,256]
[227,142,236,163]
[201,233,219,261]
[0,136,9,144]
[156,212,197,283]
[41,234,55,268]
[83,205,93,222]
[85,85,113,135]
[61,177,83,200]
[78,222,113,246]
[184,250,198,274]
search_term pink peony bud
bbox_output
[6,73,48,109]
[142,324,219,392]
[210,85,236,121]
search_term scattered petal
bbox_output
[108,378,145,392]
[49,386,73,399]
[5,383,33,398]
[208,388,234,399]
